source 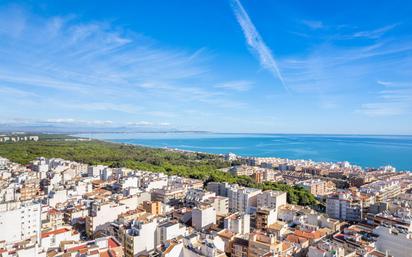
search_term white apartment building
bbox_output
[360,180,401,202]
[0,201,41,243]
[210,196,229,216]
[117,176,140,190]
[124,219,158,257]
[206,182,230,197]
[87,165,108,178]
[326,193,362,222]
[156,220,186,246]
[48,189,68,208]
[0,184,18,202]
[86,202,128,237]
[100,168,112,181]
[31,158,49,179]
[257,190,287,212]
[192,204,216,230]
[227,186,261,213]
[224,212,250,235]
[0,157,9,166]
[185,188,216,205]
[143,178,168,191]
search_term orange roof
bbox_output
[108,237,120,248]
[286,234,308,244]
[41,228,70,238]
[294,229,327,240]
[100,251,110,257]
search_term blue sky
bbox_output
[0,0,412,134]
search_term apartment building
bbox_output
[207,182,230,197]
[256,207,277,230]
[297,179,336,196]
[151,186,186,204]
[326,193,362,222]
[185,188,216,206]
[123,218,158,257]
[227,186,262,214]
[156,220,186,246]
[224,212,250,235]
[19,182,39,201]
[142,200,163,215]
[86,202,128,237]
[360,180,401,202]
[192,204,216,230]
[232,236,249,257]
[0,201,41,243]
[257,190,287,212]
[209,195,229,216]
[0,135,39,143]
[248,232,282,257]
[87,165,108,178]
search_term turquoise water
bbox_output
[78,133,412,171]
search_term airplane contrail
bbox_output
[230,0,287,90]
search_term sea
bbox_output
[76,133,412,171]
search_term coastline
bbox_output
[80,135,412,172]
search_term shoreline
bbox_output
[88,137,411,173]
[69,131,412,137]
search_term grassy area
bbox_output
[0,139,317,206]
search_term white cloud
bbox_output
[301,20,324,30]
[230,0,287,89]
[377,80,393,86]
[45,118,113,125]
[0,86,37,97]
[357,81,412,117]
[73,102,141,114]
[45,118,76,123]
[214,80,253,91]
[352,24,398,39]
[357,103,407,117]
[0,5,248,125]
[127,121,153,126]
[280,37,412,93]
[127,121,171,127]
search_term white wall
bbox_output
[192,206,216,230]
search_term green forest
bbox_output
[0,138,317,206]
